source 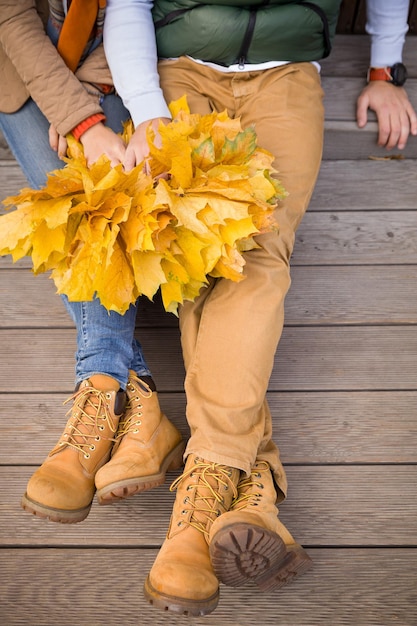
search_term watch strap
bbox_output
[367,67,393,83]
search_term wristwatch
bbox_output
[367,63,408,87]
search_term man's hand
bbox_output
[357,81,417,150]
[124,117,171,172]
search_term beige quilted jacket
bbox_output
[0,0,113,135]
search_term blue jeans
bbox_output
[0,95,151,389]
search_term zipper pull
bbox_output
[238,57,245,70]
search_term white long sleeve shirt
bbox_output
[104,0,410,128]
[366,0,409,67]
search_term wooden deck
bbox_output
[1,35,417,625]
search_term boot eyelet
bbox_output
[84,453,90,459]
[95,435,101,441]
[183,497,189,504]
[177,521,183,527]
[90,445,96,451]
[181,510,187,515]
[99,425,105,431]
[133,430,139,434]
[136,420,141,426]
[105,392,112,400]
[186,485,193,491]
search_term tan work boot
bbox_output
[95,371,185,504]
[21,379,126,523]
[144,455,240,617]
[209,459,312,591]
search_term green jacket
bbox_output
[153,0,342,66]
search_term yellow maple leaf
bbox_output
[131,250,167,300]
[0,97,285,314]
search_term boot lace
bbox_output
[170,457,239,538]
[51,385,118,460]
[231,461,270,510]
[114,375,152,442]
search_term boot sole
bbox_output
[210,522,313,590]
[96,441,186,505]
[143,574,219,617]
[21,492,91,524]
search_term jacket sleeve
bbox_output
[366,0,409,67]
[0,0,106,136]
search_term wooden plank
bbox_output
[2,158,417,214]
[310,160,417,211]
[323,77,417,120]
[287,266,417,324]
[2,209,417,269]
[0,161,27,199]
[0,271,178,329]
[410,0,417,34]
[1,390,416,465]
[336,0,360,34]
[321,35,417,77]
[268,326,417,392]
[0,135,13,161]
[1,326,417,393]
[1,265,417,328]
[323,125,417,159]
[1,466,416,546]
[0,548,415,626]
[352,0,366,34]
[294,211,417,265]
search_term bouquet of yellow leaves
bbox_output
[0,97,285,314]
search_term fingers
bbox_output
[57,135,68,159]
[356,82,417,150]
[356,93,369,129]
[122,144,139,172]
[376,102,413,150]
[80,123,126,166]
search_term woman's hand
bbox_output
[49,122,127,166]
[49,124,68,159]
[79,122,127,166]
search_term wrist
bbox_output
[71,114,106,142]
[367,63,408,87]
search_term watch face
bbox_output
[391,63,408,86]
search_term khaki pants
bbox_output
[158,58,324,500]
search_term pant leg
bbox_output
[159,59,324,493]
[0,95,151,386]
[0,98,65,189]
[63,93,152,385]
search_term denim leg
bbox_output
[0,99,65,189]
[1,96,152,385]
[62,296,151,389]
